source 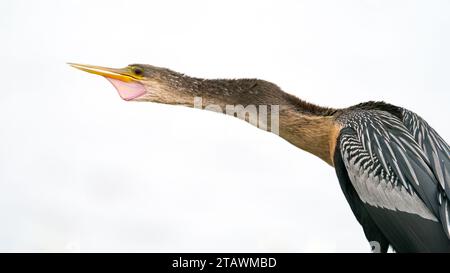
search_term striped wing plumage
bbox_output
[338,109,450,252]
[402,109,450,238]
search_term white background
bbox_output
[0,0,449,252]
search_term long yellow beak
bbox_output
[68,63,135,82]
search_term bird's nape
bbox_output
[69,63,147,101]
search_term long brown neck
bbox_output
[278,107,341,166]
[139,73,341,166]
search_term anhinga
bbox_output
[70,63,450,253]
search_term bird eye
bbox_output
[133,67,143,76]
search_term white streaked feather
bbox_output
[343,150,438,222]
[432,150,446,189]
[445,199,450,235]
[397,148,419,186]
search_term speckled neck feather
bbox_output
[136,66,341,165]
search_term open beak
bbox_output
[69,63,146,101]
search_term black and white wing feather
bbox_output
[402,109,450,239]
[402,110,450,192]
[337,109,450,252]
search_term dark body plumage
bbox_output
[333,102,450,252]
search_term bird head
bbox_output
[69,63,191,104]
